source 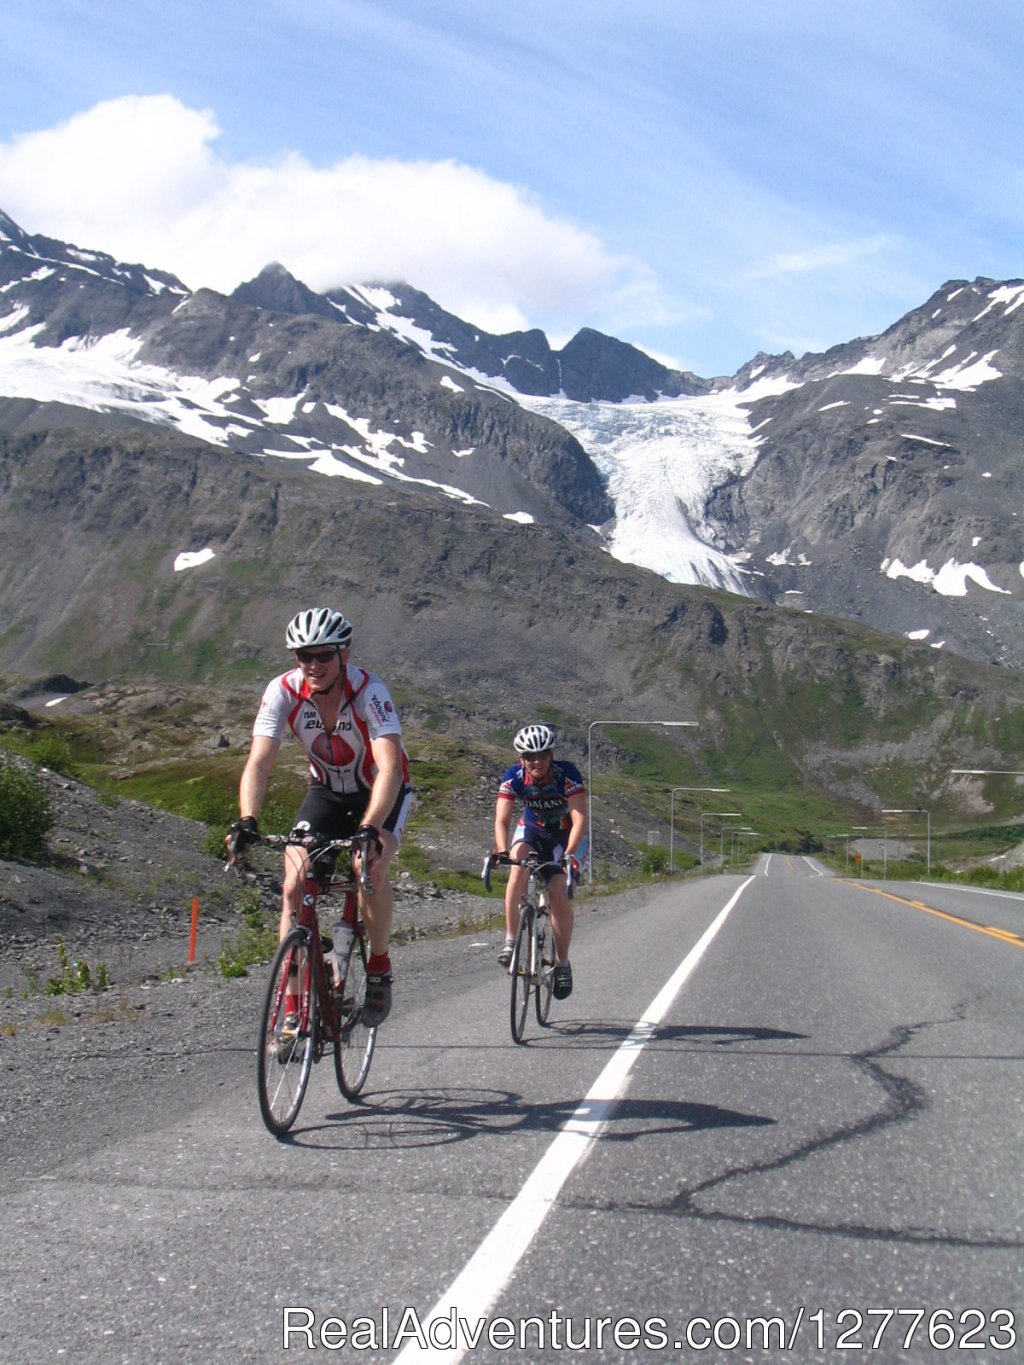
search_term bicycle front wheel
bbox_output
[509,905,533,1044]
[257,929,317,1136]
[535,914,554,1026]
[334,932,376,1099]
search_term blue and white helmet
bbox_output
[285,607,353,651]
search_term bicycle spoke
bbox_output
[510,904,533,1043]
[535,912,554,1026]
[334,930,376,1099]
[257,931,316,1135]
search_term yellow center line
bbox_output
[986,926,1024,944]
[848,882,1024,948]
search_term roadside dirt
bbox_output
[0,753,495,1013]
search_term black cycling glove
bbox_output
[356,823,383,858]
[229,815,260,854]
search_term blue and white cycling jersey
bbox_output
[496,759,585,837]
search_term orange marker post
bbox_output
[188,896,200,965]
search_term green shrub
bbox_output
[932,862,1024,893]
[639,846,670,876]
[0,758,53,860]
[29,732,79,779]
[217,889,278,978]
[43,937,110,995]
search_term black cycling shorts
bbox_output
[294,783,413,840]
[511,827,566,881]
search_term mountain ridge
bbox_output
[0,208,1021,821]
[0,407,1019,818]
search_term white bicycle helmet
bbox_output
[514,722,555,754]
[285,607,353,651]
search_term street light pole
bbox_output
[950,769,1024,775]
[721,824,750,868]
[827,833,851,869]
[669,787,730,871]
[851,825,877,878]
[735,829,760,868]
[882,807,931,876]
[699,811,742,869]
[586,720,697,884]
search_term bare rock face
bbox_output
[0,210,1021,798]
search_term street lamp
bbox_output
[827,833,851,870]
[730,827,750,866]
[950,769,1024,775]
[882,807,931,876]
[721,824,752,868]
[586,720,697,884]
[851,825,878,878]
[669,787,730,871]
[699,811,742,869]
[734,829,760,867]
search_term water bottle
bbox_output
[329,920,355,985]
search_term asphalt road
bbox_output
[2,858,1021,1363]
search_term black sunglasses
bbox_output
[295,648,339,665]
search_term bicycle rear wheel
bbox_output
[257,929,317,1136]
[535,914,554,1026]
[509,905,533,1044]
[334,931,376,1099]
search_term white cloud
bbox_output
[0,96,224,231]
[0,94,649,339]
[745,234,898,282]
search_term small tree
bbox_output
[639,846,670,876]
[0,758,54,860]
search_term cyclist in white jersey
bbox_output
[228,607,413,1027]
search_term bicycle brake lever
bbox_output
[352,833,376,894]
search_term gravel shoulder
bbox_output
[0,816,650,1179]
[0,755,493,995]
[0,746,661,1173]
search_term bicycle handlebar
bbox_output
[482,850,574,895]
[227,829,376,893]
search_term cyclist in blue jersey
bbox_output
[491,723,588,999]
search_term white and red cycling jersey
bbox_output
[252,665,410,796]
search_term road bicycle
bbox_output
[235,828,378,1135]
[483,851,573,1044]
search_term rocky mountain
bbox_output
[2,207,1020,667]
[705,280,1024,669]
[217,256,1024,672]
[357,275,1023,670]
[0,208,1021,819]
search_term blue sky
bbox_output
[2,0,1023,377]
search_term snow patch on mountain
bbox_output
[174,549,216,572]
[882,556,1012,597]
[0,326,245,442]
[834,350,1002,394]
[344,284,462,367]
[0,324,489,506]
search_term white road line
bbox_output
[394,877,754,1363]
[912,882,1024,902]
